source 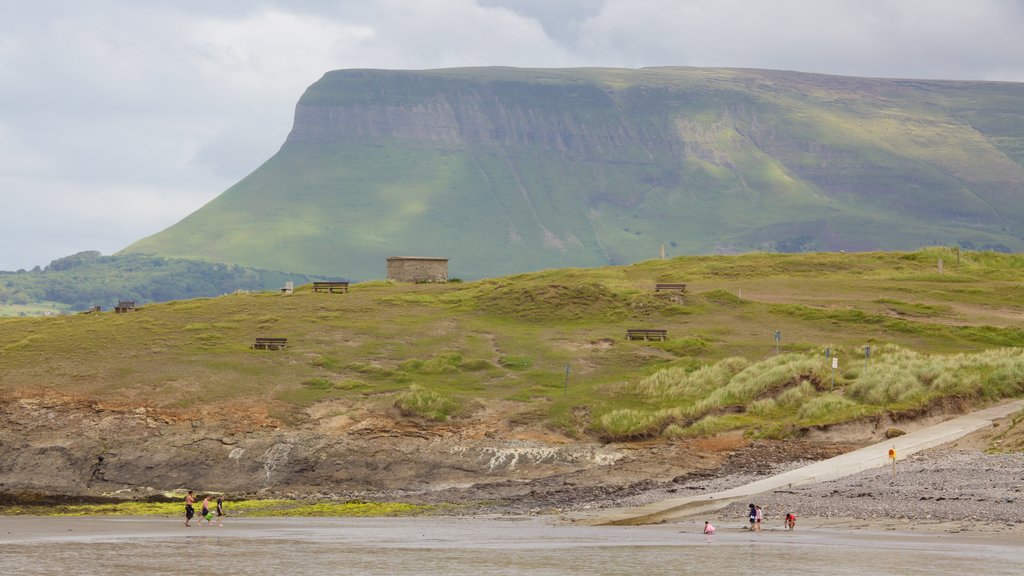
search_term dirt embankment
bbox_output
[3,392,1020,518]
[0,393,859,505]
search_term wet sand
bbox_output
[2,514,1021,547]
[2,516,1022,576]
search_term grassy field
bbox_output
[2,248,1023,441]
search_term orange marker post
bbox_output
[888,446,897,478]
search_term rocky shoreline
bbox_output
[395,445,1024,533]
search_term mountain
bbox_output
[122,67,1024,280]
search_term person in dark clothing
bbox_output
[216,496,225,526]
[184,490,196,527]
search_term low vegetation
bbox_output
[0,499,432,517]
[607,345,1024,440]
[1,248,1023,444]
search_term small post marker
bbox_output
[864,345,871,373]
[888,445,897,478]
[774,330,781,355]
[563,364,570,398]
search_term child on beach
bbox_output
[703,521,716,535]
[784,512,796,531]
[216,496,224,526]
[754,505,763,531]
[198,496,213,526]
[748,503,756,530]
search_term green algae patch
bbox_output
[0,499,433,517]
[245,501,430,517]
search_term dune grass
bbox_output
[599,344,1024,440]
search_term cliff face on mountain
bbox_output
[123,67,1024,279]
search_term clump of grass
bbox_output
[685,354,825,420]
[400,353,462,374]
[796,394,864,423]
[312,356,344,372]
[702,289,745,305]
[633,357,748,400]
[775,380,817,409]
[499,356,533,371]
[654,336,710,357]
[394,385,460,421]
[747,398,778,417]
[302,377,334,390]
[346,362,400,378]
[594,408,669,440]
[472,282,626,321]
[460,358,496,371]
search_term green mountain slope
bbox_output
[123,67,1024,279]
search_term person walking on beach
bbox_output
[784,512,796,531]
[215,495,225,526]
[197,496,214,526]
[184,490,196,527]
[755,505,764,532]
[748,503,757,530]
[703,521,716,535]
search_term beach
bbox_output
[2,515,1022,576]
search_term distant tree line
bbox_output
[0,251,338,311]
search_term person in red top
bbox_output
[784,512,796,531]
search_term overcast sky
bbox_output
[2,0,1023,271]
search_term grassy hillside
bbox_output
[123,67,1024,280]
[3,249,1023,441]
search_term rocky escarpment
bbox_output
[0,396,637,500]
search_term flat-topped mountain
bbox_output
[124,67,1024,279]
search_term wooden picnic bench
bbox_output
[82,305,102,314]
[312,281,349,293]
[252,337,288,350]
[114,301,137,313]
[626,328,668,341]
[655,283,687,292]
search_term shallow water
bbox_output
[1,517,1021,575]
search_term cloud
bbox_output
[572,0,1024,80]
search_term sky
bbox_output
[2,0,1023,271]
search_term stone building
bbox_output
[386,256,449,283]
